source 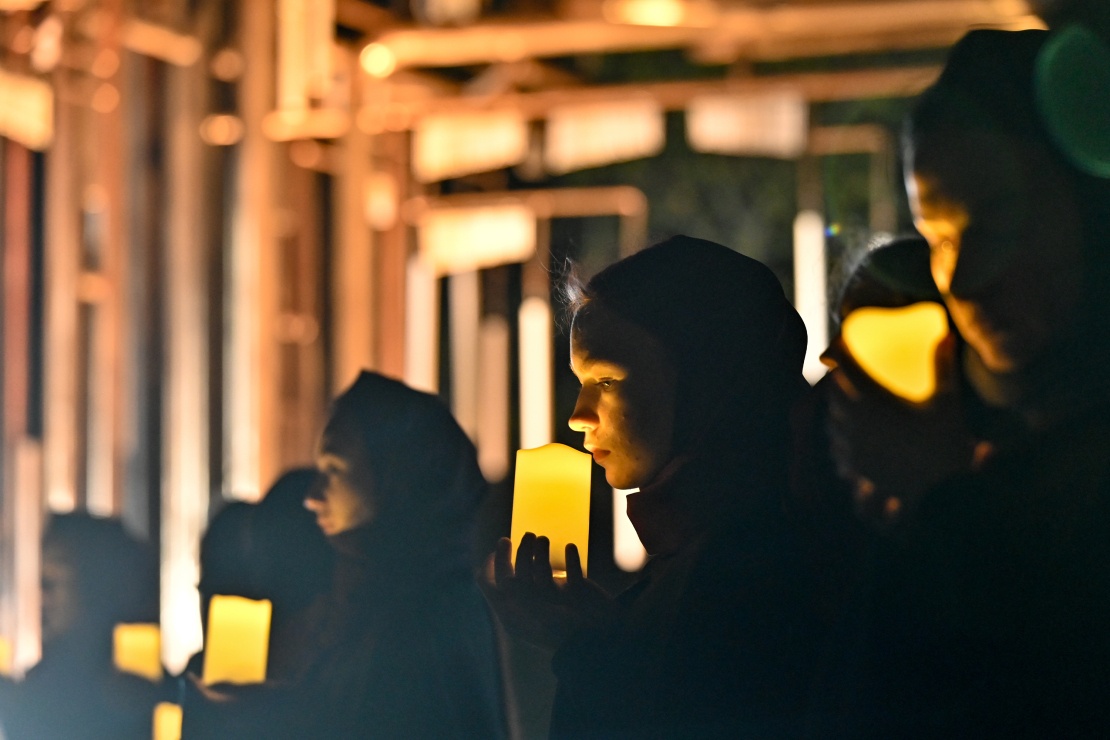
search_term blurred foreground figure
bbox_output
[487,236,829,737]
[0,514,164,739]
[185,372,506,739]
[832,29,1110,736]
[819,236,972,528]
[187,469,334,681]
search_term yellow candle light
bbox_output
[841,301,949,403]
[152,702,182,740]
[113,623,163,682]
[202,595,272,685]
[0,636,12,677]
[511,443,592,577]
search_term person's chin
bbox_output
[603,468,635,490]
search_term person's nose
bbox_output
[304,496,325,513]
[568,387,599,433]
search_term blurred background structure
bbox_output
[0,0,1042,686]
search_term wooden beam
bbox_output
[358,0,1039,71]
[362,65,942,132]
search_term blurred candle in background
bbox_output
[0,636,11,676]
[113,623,163,681]
[841,302,949,403]
[511,443,592,577]
[202,595,272,685]
[152,702,182,740]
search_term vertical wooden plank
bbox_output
[161,50,209,676]
[43,71,80,514]
[375,130,408,380]
[5,141,31,438]
[86,0,127,517]
[519,220,553,449]
[226,0,279,497]
[2,139,43,677]
[332,47,375,393]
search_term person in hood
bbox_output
[184,372,507,739]
[486,235,828,737]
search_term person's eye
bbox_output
[597,378,616,390]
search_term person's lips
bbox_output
[591,449,610,463]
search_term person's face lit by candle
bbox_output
[309,437,375,536]
[907,128,1084,374]
[568,303,677,490]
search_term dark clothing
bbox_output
[183,525,507,739]
[293,525,507,738]
[184,372,506,739]
[549,465,825,738]
[0,633,171,739]
[823,400,1110,737]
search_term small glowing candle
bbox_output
[202,595,272,685]
[511,443,592,577]
[152,702,182,740]
[113,623,163,682]
[0,636,11,677]
[841,302,949,403]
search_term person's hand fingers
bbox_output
[932,330,959,397]
[533,536,555,588]
[565,543,584,588]
[515,532,539,582]
[493,538,514,587]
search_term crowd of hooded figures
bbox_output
[3,17,1110,740]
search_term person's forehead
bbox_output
[570,305,666,369]
[912,130,1032,207]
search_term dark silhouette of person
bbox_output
[0,513,167,739]
[186,469,335,683]
[184,372,507,739]
[817,236,975,529]
[834,29,1110,736]
[486,236,829,737]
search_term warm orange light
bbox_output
[199,115,245,146]
[511,443,592,577]
[360,43,397,78]
[113,623,163,682]
[603,0,684,26]
[418,204,536,276]
[841,302,949,403]
[545,99,664,174]
[202,595,272,685]
[612,488,647,572]
[152,702,183,740]
[0,636,11,677]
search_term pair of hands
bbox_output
[823,334,985,527]
[483,533,616,651]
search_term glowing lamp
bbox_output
[152,702,182,740]
[113,623,163,681]
[841,302,950,403]
[202,595,272,685]
[0,636,11,677]
[511,444,592,577]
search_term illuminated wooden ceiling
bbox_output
[338,0,1042,70]
[334,0,1043,128]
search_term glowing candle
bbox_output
[0,636,11,677]
[202,595,272,685]
[841,302,950,403]
[113,623,163,682]
[511,443,592,577]
[152,702,182,740]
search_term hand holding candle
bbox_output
[509,443,592,577]
[202,595,272,685]
[482,443,614,650]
